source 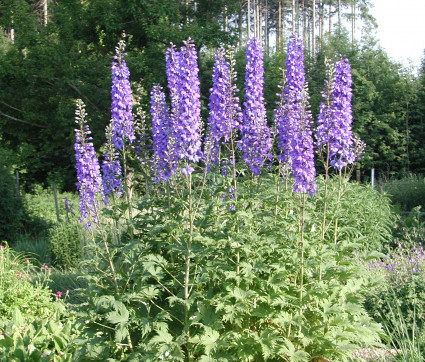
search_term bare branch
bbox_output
[0,110,47,129]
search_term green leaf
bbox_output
[115,324,129,343]
[105,302,129,325]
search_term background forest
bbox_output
[0,0,424,190]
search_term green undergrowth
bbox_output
[73,172,394,361]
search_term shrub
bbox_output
[48,223,83,269]
[0,172,25,242]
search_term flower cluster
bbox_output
[241,38,272,176]
[276,34,316,194]
[206,48,242,165]
[315,58,335,156]
[102,122,123,200]
[150,84,175,181]
[165,40,203,174]
[367,242,425,282]
[275,34,306,165]
[317,58,355,170]
[290,86,317,195]
[111,40,135,150]
[74,99,104,228]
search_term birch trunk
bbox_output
[292,0,295,33]
[43,0,48,26]
[312,0,316,55]
[328,0,332,36]
[248,0,251,38]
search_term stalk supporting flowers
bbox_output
[278,34,317,195]
[275,34,305,166]
[111,40,135,150]
[206,48,242,166]
[74,99,104,229]
[317,58,355,171]
[150,84,174,181]
[102,123,123,201]
[241,38,272,176]
[166,39,203,175]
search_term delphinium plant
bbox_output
[67,36,392,361]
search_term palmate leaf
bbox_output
[280,338,311,362]
[199,325,220,356]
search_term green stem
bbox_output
[184,172,193,360]
[92,204,134,353]
[122,145,133,220]
[274,163,281,225]
[334,169,343,245]
[299,193,306,334]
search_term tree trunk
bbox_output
[292,0,295,33]
[302,0,306,45]
[320,0,324,42]
[225,5,228,32]
[248,0,251,38]
[351,0,355,45]
[43,0,48,26]
[328,0,332,36]
[338,0,341,33]
[265,0,268,54]
[278,0,282,49]
[312,0,316,55]
[238,3,243,47]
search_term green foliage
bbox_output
[73,172,392,360]
[13,235,52,265]
[0,171,24,242]
[365,214,425,346]
[380,175,425,211]
[48,223,83,269]
[0,245,54,322]
[373,287,425,361]
[0,245,80,360]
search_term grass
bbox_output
[380,174,425,212]
[13,235,52,265]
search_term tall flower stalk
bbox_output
[75,98,133,352]
[277,34,316,332]
[102,122,123,202]
[206,47,242,200]
[74,99,104,230]
[241,38,272,176]
[111,39,135,218]
[316,57,355,244]
[111,40,135,150]
[165,39,203,358]
[150,84,174,181]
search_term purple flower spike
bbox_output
[317,58,355,170]
[241,38,272,176]
[102,123,122,201]
[111,40,135,150]
[150,84,176,181]
[276,34,316,195]
[175,39,203,166]
[206,48,242,164]
[74,99,104,228]
[290,86,317,195]
[275,33,305,164]
[166,39,203,174]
